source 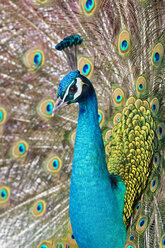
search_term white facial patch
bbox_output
[63,77,83,102]
[73,78,83,100]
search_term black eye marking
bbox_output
[69,84,77,94]
[83,82,88,87]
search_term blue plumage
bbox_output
[57,71,81,98]
[56,71,126,247]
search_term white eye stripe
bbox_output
[73,78,82,100]
[63,78,82,102]
[63,82,71,102]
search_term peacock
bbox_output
[0,0,165,247]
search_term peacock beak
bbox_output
[52,97,69,115]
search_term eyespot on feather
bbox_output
[118,30,131,55]
[44,155,62,174]
[0,107,7,125]
[150,177,158,192]
[150,98,159,115]
[156,123,164,139]
[98,109,104,127]
[124,241,136,248]
[67,232,78,246]
[37,99,55,119]
[160,234,165,248]
[129,232,136,242]
[70,131,76,147]
[55,240,68,248]
[136,76,147,97]
[80,0,98,16]
[151,43,164,67]
[37,241,53,248]
[78,56,94,78]
[153,153,160,168]
[105,130,112,142]
[32,200,46,217]
[135,202,141,210]
[23,47,45,72]
[11,140,29,159]
[112,88,125,106]
[0,186,10,204]
[67,129,76,147]
[113,113,122,125]
[134,201,141,217]
[136,216,148,233]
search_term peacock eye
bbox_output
[69,84,77,94]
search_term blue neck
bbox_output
[70,85,126,248]
[72,86,108,176]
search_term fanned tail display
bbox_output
[0,0,164,247]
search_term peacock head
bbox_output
[54,70,91,111]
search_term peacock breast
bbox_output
[69,171,126,248]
